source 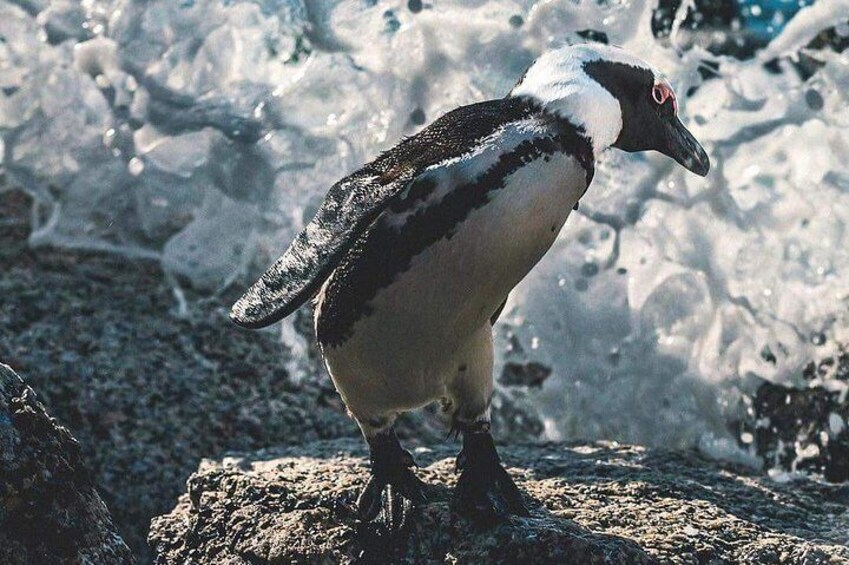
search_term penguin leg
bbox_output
[447,324,528,524]
[452,418,529,525]
[446,325,527,523]
[356,417,427,528]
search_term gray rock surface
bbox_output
[0,190,358,561]
[149,439,849,565]
[0,362,134,564]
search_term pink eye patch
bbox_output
[652,82,678,114]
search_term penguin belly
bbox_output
[316,153,589,422]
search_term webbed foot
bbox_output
[452,422,529,526]
[357,430,427,529]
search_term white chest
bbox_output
[315,124,592,418]
[382,151,586,334]
[320,150,588,375]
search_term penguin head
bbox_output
[510,43,710,177]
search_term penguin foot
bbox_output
[357,430,427,528]
[452,424,529,526]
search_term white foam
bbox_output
[3,0,848,464]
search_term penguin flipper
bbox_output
[231,98,540,329]
[230,171,407,329]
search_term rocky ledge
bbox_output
[0,362,134,564]
[150,439,849,564]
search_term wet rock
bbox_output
[149,439,849,564]
[0,190,359,561]
[499,361,552,388]
[746,353,849,482]
[0,362,134,565]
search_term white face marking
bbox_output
[510,44,661,154]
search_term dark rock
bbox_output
[0,190,359,561]
[0,362,134,565]
[149,439,849,564]
[747,361,849,482]
[499,361,552,388]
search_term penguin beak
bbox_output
[659,117,710,177]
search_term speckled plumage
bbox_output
[230,98,541,329]
[314,112,593,348]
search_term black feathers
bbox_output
[230,98,541,328]
[315,119,593,347]
[582,60,660,152]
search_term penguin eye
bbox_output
[651,83,677,114]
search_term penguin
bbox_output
[231,43,710,525]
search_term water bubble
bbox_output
[580,262,599,277]
[383,10,401,33]
[103,128,116,147]
[805,89,824,111]
[128,157,145,176]
[410,108,426,125]
[760,345,777,364]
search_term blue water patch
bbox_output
[738,0,815,39]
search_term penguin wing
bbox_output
[230,170,409,328]
[230,98,538,329]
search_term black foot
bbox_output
[453,423,529,526]
[357,430,427,529]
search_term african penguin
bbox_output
[231,43,710,525]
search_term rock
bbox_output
[498,361,552,388]
[742,351,849,483]
[0,362,134,565]
[149,439,849,565]
[0,190,358,562]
